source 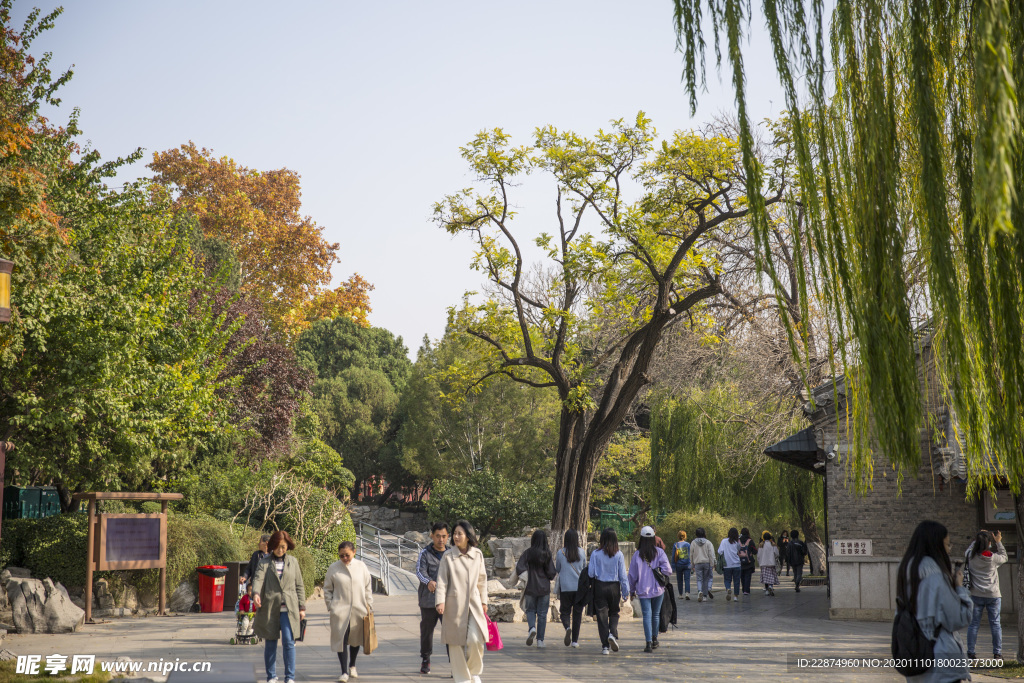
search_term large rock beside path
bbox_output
[6,577,84,633]
[167,582,196,613]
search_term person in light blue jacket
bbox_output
[554,528,587,648]
[588,528,629,655]
[896,520,973,683]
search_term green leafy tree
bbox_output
[434,115,789,532]
[297,317,411,496]
[426,470,551,541]
[397,330,560,483]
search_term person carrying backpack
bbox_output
[690,528,715,601]
[672,531,692,600]
[738,528,757,596]
[788,530,808,592]
[892,520,972,682]
[965,529,1007,661]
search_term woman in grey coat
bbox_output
[253,530,307,683]
[896,521,973,683]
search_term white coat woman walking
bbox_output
[435,519,489,683]
[323,541,373,682]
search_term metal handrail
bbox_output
[356,521,423,574]
[355,525,392,595]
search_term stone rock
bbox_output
[167,582,196,613]
[0,568,30,587]
[309,586,324,601]
[0,649,16,661]
[624,597,639,620]
[116,585,138,611]
[7,577,84,633]
[493,548,514,570]
[486,580,508,595]
[96,594,115,611]
[404,531,430,545]
[41,580,85,633]
[487,599,524,623]
[137,588,158,610]
[70,595,86,610]
[94,578,110,597]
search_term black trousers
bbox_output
[593,580,621,648]
[558,591,584,642]
[338,627,359,674]
[420,607,443,658]
[793,562,804,587]
[740,566,755,593]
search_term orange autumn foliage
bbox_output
[149,142,369,332]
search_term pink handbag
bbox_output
[485,615,503,651]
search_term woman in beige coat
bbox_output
[435,520,488,683]
[323,541,373,682]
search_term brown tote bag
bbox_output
[362,611,378,654]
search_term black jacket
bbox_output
[242,550,268,582]
[516,549,557,597]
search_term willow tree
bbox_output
[673,0,1024,655]
[435,114,788,532]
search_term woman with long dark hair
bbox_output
[895,520,972,683]
[436,520,489,683]
[587,528,629,655]
[629,527,673,653]
[965,529,1007,661]
[555,528,587,647]
[738,528,757,596]
[515,529,557,647]
[717,527,742,602]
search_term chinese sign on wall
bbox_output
[832,539,873,556]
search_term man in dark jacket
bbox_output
[788,530,808,592]
[416,522,449,674]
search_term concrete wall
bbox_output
[829,556,1019,622]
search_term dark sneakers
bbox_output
[420,658,430,674]
[644,641,653,653]
[651,639,659,649]
[564,628,572,646]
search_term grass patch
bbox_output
[976,660,1024,679]
[0,659,110,683]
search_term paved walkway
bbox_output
[3,576,1015,682]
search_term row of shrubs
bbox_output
[653,509,806,546]
[0,507,356,600]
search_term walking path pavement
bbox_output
[3,574,1016,682]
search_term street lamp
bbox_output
[0,258,12,322]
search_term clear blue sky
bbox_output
[18,1,783,354]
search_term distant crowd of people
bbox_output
[235,516,1005,683]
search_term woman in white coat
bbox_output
[323,541,373,682]
[435,519,489,683]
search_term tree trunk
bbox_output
[55,482,75,514]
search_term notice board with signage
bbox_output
[95,513,167,570]
[831,539,873,557]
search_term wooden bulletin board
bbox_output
[95,513,167,570]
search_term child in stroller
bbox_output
[230,583,259,644]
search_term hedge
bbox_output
[0,511,346,598]
[654,509,800,547]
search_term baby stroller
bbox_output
[230,584,260,645]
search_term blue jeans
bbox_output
[676,566,691,595]
[967,596,1002,655]
[264,613,296,682]
[695,563,713,594]
[723,566,741,594]
[638,593,665,642]
[524,593,551,642]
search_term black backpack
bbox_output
[890,596,936,676]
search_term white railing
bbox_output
[356,521,422,574]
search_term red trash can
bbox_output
[196,565,229,613]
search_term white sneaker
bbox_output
[526,626,537,646]
[571,642,579,648]
[473,677,482,683]
[726,590,733,601]
[285,679,295,683]
[602,647,610,655]
[608,634,619,652]
[349,668,358,678]
[338,676,349,683]
[697,592,704,602]
[733,595,739,602]
[684,593,691,600]
[268,679,279,683]
[537,640,546,648]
